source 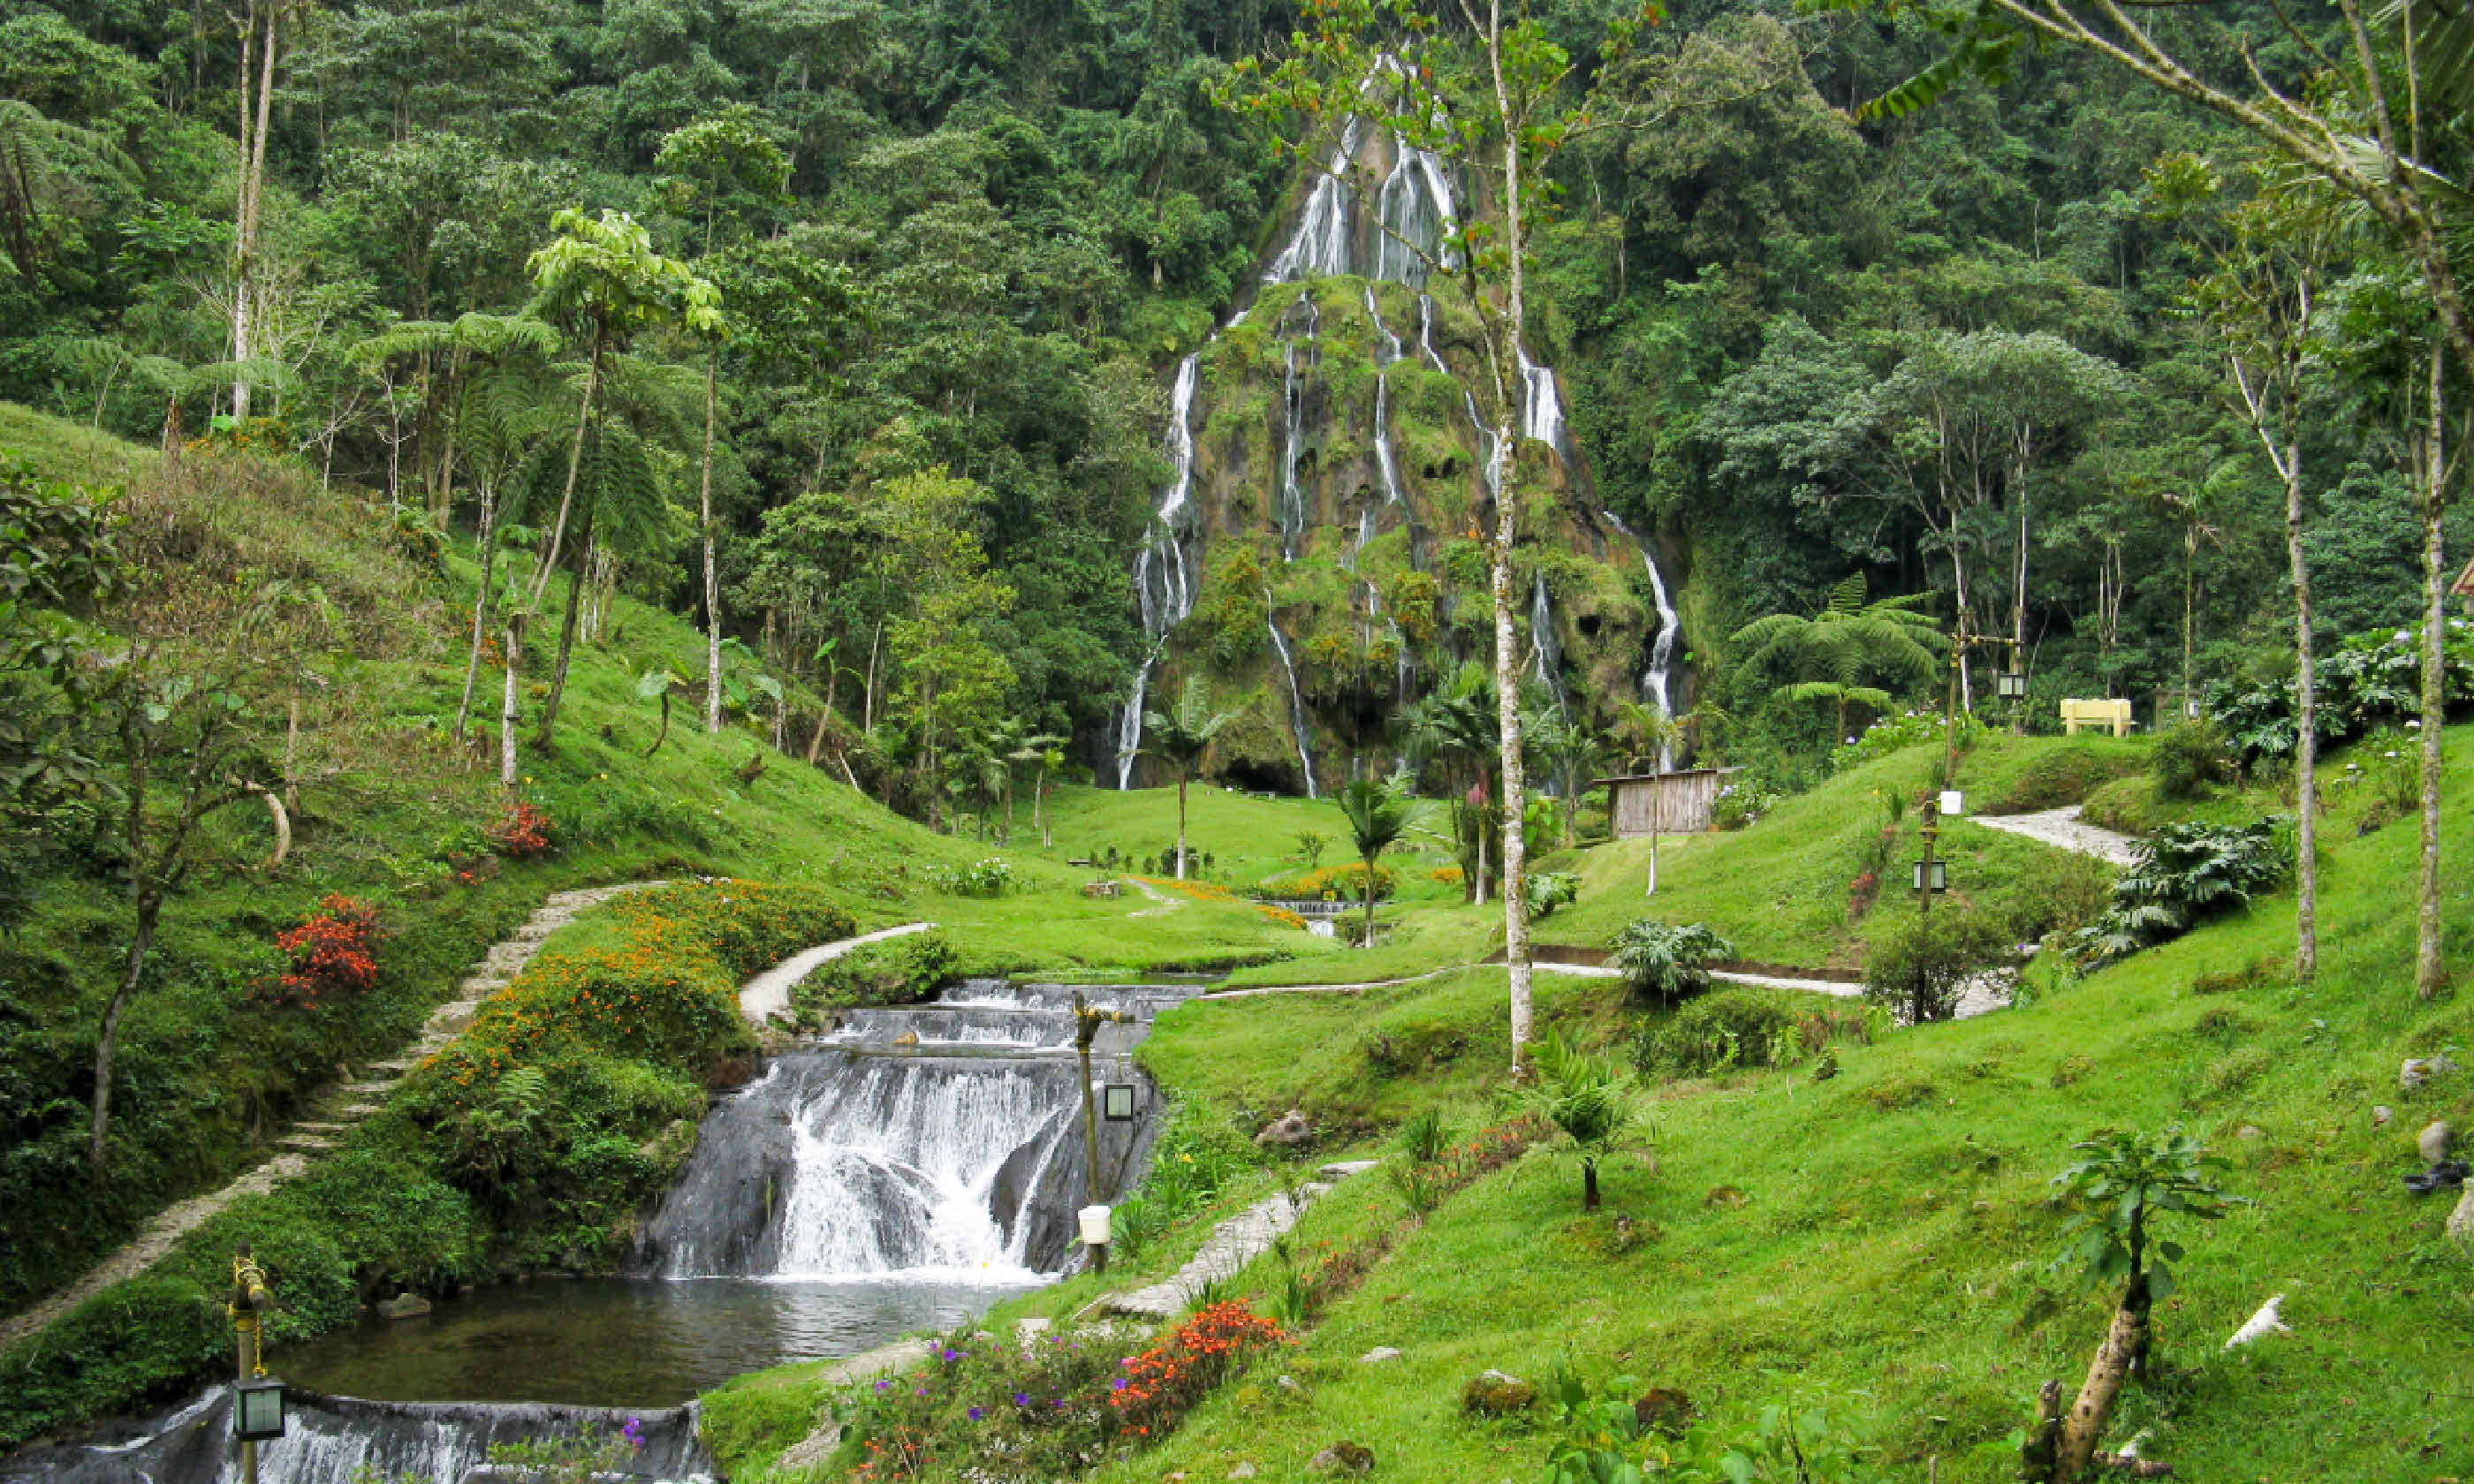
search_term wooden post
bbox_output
[1071,993,1133,1274]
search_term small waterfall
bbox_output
[637,980,1179,1281]
[1529,572,1568,718]
[1263,119,1366,283]
[1363,285,1405,512]
[1277,298,1319,563]
[1517,344,1567,454]
[4,1389,713,1484]
[1266,617,1321,799]
[1116,352,1206,787]
[1415,293,1449,373]
[1603,511,1683,767]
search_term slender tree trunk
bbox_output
[531,337,601,610]
[455,484,498,740]
[702,347,725,736]
[229,6,261,421]
[1362,849,1377,943]
[2417,348,2448,999]
[1582,1159,1600,1211]
[1175,771,1189,880]
[536,542,588,746]
[500,613,523,788]
[1646,819,1659,897]
[90,892,160,1179]
[2282,435,2318,982]
[646,693,671,757]
[1037,769,1051,847]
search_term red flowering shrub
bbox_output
[1108,1301,1290,1438]
[489,801,555,859]
[258,895,383,1010]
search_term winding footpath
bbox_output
[1964,804,2143,867]
[737,920,937,1023]
[0,881,664,1354]
[1107,1161,1381,1320]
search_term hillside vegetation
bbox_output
[707,723,2474,1482]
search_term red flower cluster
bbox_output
[489,801,555,859]
[261,895,382,1010]
[1108,1301,1289,1438]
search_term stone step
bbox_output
[367,1058,414,1072]
[338,1102,384,1117]
[341,1080,396,1095]
[276,1135,335,1153]
[292,1122,348,1133]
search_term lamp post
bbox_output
[1915,799,1947,921]
[1998,644,2029,735]
[1943,612,1969,791]
[228,1243,285,1484]
[1071,991,1135,1275]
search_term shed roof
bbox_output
[1589,767,1742,788]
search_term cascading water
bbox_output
[1265,617,1322,799]
[3,1390,714,1484]
[638,980,1177,1281]
[1603,509,1683,767]
[1529,572,1568,719]
[1276,297,1320,563]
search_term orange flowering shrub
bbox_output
[1133,876,1315,932]
[488,801,555,859]
[1267,862,1397,900]
[1107,1301,1290,1437]
[254,895,383,1010]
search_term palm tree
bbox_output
[1729,573,1946,744]
[1611,702,1688,896]
[1524,708,1605,851]
[1142,678,1235,880]
[1404,662,1500,902]
[1012,730,1066,847]
[1334,778,1417,944]
[1520,1031,1635,1210]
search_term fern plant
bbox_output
[1611,920,1736,1001]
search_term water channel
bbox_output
[4,978,1191,1484]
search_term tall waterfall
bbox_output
[1266,617,1322,799]
[1604,509,1683,766]
[1116,352,1205,787]
[637,981,1175,1280]
[1529,572,1568,719]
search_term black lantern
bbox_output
[1912,858,1949,893]
[1997,671,2029,700]
[232,1378,287,1442]
[1102,1083,1138,1121]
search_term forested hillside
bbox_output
[3,0,2462,806]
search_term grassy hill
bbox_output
[707,725,2474,1483]
[0,404,1303,1325]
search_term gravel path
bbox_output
[1965,806,2141,866]
[1121,876,1187,918]
[1107,1161,1380,1320]
[0,880,666,1353]
[737,920,936,1024]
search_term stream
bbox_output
[4,979,1188,1484]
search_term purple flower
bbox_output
[622,1417,645,1453]
[1112,1377,1129,1391]
[915,1387,928,1397]
[875,1380,892,1392]
[1013,1393,1030,1406]
[968,1407,985,1421]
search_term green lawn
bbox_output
[712,728,2474,1483]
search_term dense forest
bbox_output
[0,0,2463,795]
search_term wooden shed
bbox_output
[1593,768,1739,839]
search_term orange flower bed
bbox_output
[1133,876,1313,932]
[1107,1301,1291,1436]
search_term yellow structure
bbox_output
[2060,698,2134,737]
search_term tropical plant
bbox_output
[1294,829,1329,871]
[1729,574,1947,743]
[636,666,682,756]
[1396,1107,1450,1166]
[2073,818,2293,965]
[1404,662,1502,903]
[1525,871,1579,920]
[1334,777,1417,943]
[1611,920,1736,1002]
[1141,678,1234,881]
[2025,1128,2243,1482]
[1519,1032,1635,1210]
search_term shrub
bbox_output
[1112,1302,1292,1437]
[1611,920,1735,1001]
[254,895,383,1011]
[793,930,958,1023]
[1635,989,1806,1077]
[2206,619,2473,760]
[2072,818,2293,965]
[1526,871,1579,920]
[488,800,556,858]
[1863,906,2008,1025]
[1983,744,2142,813]
[2152,719,2232,799]
[928,857,1013,897]
[1984,849,2115,943]
[1429,864,1464,884]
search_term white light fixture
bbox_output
[1938,790,1964,817]
[1913,859,1949,893]
[1078,1204,1112,1246]
[232,1379,287,1442]
[1102,1084,1138,1121]
[1997,671,2029,700]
